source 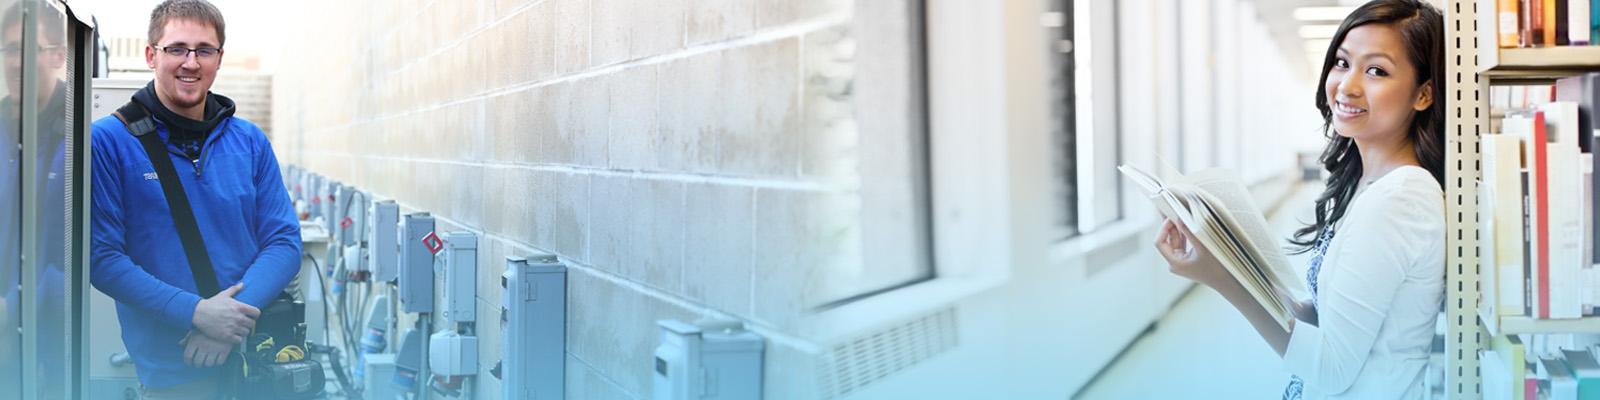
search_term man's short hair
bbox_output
[147,0,225,47]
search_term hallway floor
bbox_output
[1075,182,1324,400]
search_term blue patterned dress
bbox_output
[1283,226,1337,400]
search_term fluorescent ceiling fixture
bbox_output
[1304,39,1331,56]
[1293,6,1356,21]
[1298,24,1340,39]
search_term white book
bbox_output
[1542,102,1586,319]
[1505,112,1545,318]
[1481,181,1502,317]
[1483,350,1513,400]
[1591,268,1600,315]
[1485,133,1528,316]
[1571,0,1592,45]
[1584,154,1595,314]
[1552,151,1579,320]
[1119,164,1305,330]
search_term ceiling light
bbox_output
[1298,24,1340,39]
[1293,6,1356,21]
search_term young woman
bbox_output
[1153,1,1445,398]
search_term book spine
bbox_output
[1505,0,1526,47]
[1549,0,1561,45]
[1526,171,1536,317]
[1493,334,1528,400]
[1574,0,1593,44]
[1585,155,1595,315]
[1549,146,1582,319]
[1494,135,1531,315]
[1527,0,1544,47]
[1528,369,1540,400]
[1560,0,1573,46]
[1593,0,1599,44]
[1482,182,1501,316]
[1537,111,1551,319]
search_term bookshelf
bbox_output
[1479,46,1600,80]
[1482,310,1600,336]
[1449,1,1600,399]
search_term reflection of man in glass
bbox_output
[0,1,68,397]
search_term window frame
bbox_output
[809,0,1057,342]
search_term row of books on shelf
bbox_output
[1480,73,1600,321]
[1488,0,1600,48]
[1483,334,1600,400]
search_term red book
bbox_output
[1527,374,1539,400]
[1536,111,1551,318]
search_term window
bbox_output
[812,0,1033,334]
[9,1,90,398]
[1055,0,1123,238]
[815,0,935,308]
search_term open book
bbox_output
[1119,164,1305,330]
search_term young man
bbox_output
[89,1,300,398]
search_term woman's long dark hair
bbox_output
[1290,0,1445,253]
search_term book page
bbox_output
[1119,163,1302,329]
[1184,169,1306,301]
[1118,165,1191,226]
[1184,189,1294,327]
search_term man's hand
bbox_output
[180,330,234,367]
[191,283,258,344]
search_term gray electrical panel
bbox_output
[322,182,346,279]
[398,213,435,313]
[323,182,343,234]
[440,231,477,323]
[340,188,367,247]
[502,254,567,400]
[369,200,400,283]
[652,320,765,400]
[363,353,399,400]
[307,175,324,220]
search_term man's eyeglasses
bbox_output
[153,45,221,60]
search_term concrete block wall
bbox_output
[271,0,863,398]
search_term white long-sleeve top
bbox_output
[1283,165,1446,399]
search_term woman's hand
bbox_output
[1154,218,1230,288]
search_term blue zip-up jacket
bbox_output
[89,96,301,387]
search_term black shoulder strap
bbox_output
[114,101,221,298]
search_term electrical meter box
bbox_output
[369,200,400,283]
[428,330,478,376]
[398,213,435,313]
[306,175,323,220]
[341,189,367,247]
[363,354,398,400]
[323,182,343,234]
[440,231,477,323]
[501,254,566,400]
[651,320,765,400]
